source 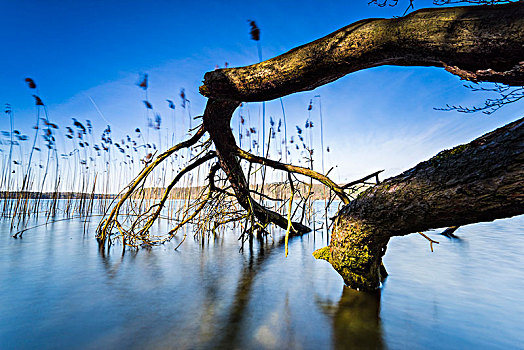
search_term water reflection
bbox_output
[1,214,523,349]
[211,232,385,349]
[215,238,270,348]
[317,288,383,349]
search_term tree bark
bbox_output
[314,117,524,291]
[200,2,524,102]
[202,98,310,234]
[195,2,524,278]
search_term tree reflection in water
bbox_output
[96,230,384,349]
[317,287,383,349]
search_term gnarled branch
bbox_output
[96,125,207,244]
[234,147,351,204]
[201,2,524,102]
[203,98,310,235]
[137,151,217,235]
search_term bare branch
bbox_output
[201,3,524,102]
[137,151,217,236]
[235,147,351,204]
[435,84,524,114]
[96,125,207,243]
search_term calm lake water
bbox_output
[1,204,523,349]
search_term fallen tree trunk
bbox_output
[97,2,524,261]
[201,2,524,102]
[314,117,524,291]
[196,2,524,236]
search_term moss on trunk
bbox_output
[315,219,389,290]
[316,118,524,291]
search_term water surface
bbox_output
[1,209,523,349]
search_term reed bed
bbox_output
[2,23,382,248]
[2,72,382,250]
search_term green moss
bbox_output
[429,143,469,165]
[313,246,331,261]
[325,221,387,291]
[333,244,372,273]
[340,268,376,291]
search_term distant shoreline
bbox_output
[0,183,339,201]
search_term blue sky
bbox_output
[1,0,522,183]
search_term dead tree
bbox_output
[314,118,524,290]
[98,2,524,289]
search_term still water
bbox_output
[1,209,523,349]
